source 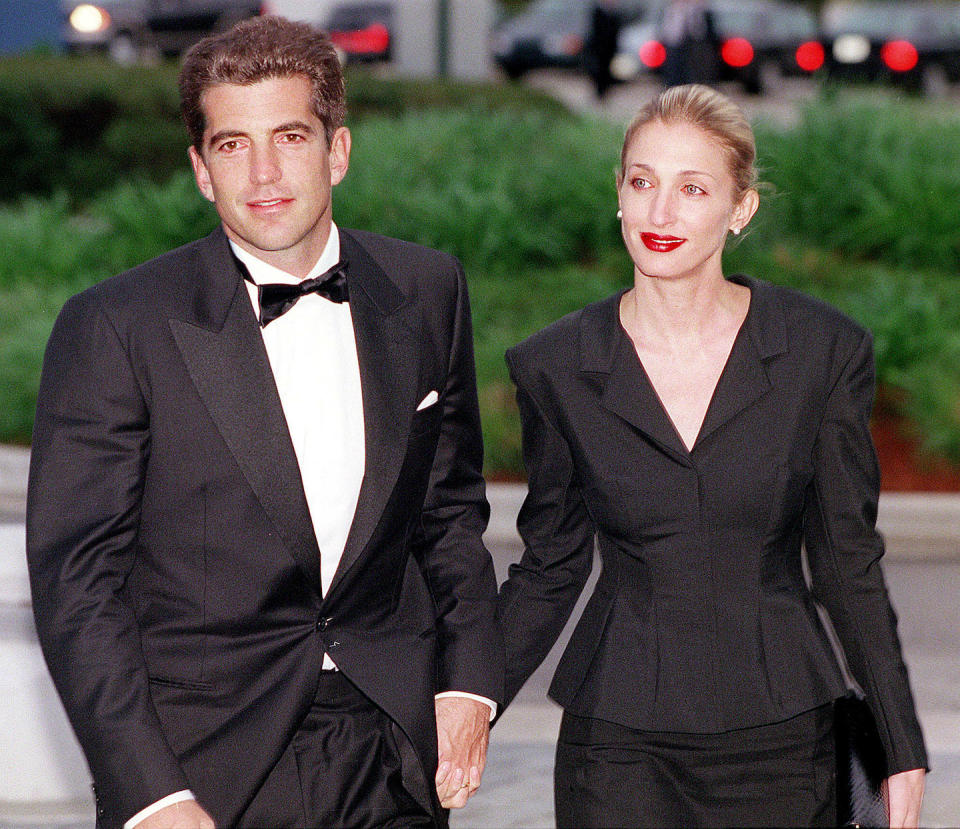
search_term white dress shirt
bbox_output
[236,224,365,602]
[125,224,492,828]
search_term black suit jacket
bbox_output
[498,274,926,775]
[26,227,503,827]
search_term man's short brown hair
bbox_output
[179,15,345,150]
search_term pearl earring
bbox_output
[732,227,741,235]
[616,208,623,220]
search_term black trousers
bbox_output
[238,671,436,828]
[555,705,836,829]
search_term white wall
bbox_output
[394,0,495,79]
[0,523,92,806]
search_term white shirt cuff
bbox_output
[124,790,196,829]
[435,691,497,721]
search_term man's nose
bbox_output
[249,142,281,185]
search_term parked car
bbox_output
[492,0,661,80]
[61,0,262,62]
[62,0,388,64]
[613,0,824,94]
[324,1,392,64]
[821,1,960,95]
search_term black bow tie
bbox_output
[245,260,350,327]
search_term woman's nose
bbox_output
[649,188,677,227]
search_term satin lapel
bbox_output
[581,295,691,465]
[168,240,323,591]
[330,232,420,592]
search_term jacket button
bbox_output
[318,616,332,631]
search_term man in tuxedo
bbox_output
[26,16,502,829]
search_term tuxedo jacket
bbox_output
[497,274,927,775]
[26,227,503,827]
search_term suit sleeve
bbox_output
[414,257,504,706]
[26,294,190,825]
[495,349,596,709]
[803,328,928,774]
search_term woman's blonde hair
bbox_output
[619,84,758,199]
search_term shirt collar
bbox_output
[229,222,341,286]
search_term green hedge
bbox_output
[1,90,958,472]
[0,56,566,205]
[0,57,186,202]
[752,96,960,272]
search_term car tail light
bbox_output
[721,38,754,68]
[330,22,390,55]
[69,4,111,33]
[795,41,824,72]
[881,40,919,72]
[560,34,584,56]
[638,40,667,69]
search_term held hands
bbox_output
[135,800,215,829]
[434,697,490,809]
[884,767,925,829]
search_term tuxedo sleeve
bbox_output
[413,257,503,706]
[803,328,928,775]
[26,293,190,824]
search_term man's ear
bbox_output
[328,126,351,186]
[189,145,215,203]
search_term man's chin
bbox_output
[227,229,302,256]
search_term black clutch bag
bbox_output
[834,693,888,828]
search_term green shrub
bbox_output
[0,56,568,206]
[1,94,958,472]
[754,96,960,272]
[0,56,187,202]
[339,110,622,275]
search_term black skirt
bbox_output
[554,704,836,828]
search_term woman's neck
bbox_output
[622,271,749,354]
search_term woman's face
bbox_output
[617,119,757,284]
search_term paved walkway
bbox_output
[3,445,959,826]
[0,444,28,522]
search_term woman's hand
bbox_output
[884,767,925,828]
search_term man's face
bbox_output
[189,74,350,278]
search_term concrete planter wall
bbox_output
[0,523,91,807]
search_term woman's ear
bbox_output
[731,188,759,234]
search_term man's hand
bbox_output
[885,767,925,829]
[136,800,215,829]
[434,697,490,809]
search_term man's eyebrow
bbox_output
[207,129,246,148]
[274,121,316,135]
[206,122,316,148]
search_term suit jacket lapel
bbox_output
[695,275,787,448]
[329,230,420,593]
[168,229,323,591]
[581,277,789,461]
[581,293,691,465]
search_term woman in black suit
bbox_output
[497,85,927,827]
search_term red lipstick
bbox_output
[641,233,686,252]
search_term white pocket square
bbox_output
[416,390,439,411]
